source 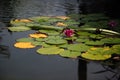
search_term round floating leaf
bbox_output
[76,31,92,36]
[29,16,50,22]
[39,30,60,35]
[8,26,31,32]
[14,42,36,48]
[76,38,89,43]
[29,33,47,38]
[89,34,105,39]
[67,44,91,52]
[37,47,64,55]
[88,47,112,55]
[111,45,120,54]
[35,38,45,42]
[59,50,81,58]
[45,39,67,45]
[56,22,67,27]
[16,38,34,42]
[101,38,120,44]
[81,53,111,60]
[45,36,67,45]
[31,41,43,46]
[85,41,104,46]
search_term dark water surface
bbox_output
[0,0,120,80]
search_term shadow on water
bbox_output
[0,0,120,80]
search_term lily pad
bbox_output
[59,50,81,58]
[37,47,64,55]
[111,45,120,54]
[16,38,34,42]
[87,47,113,55]
[45,39,67,45]
[101,38,120,44]
[85,41,104,46]
[76,38,89,43]
[81,53,111,60]
[45,36,67,45]
[8,26,31,32]
[39,30,60,35]
[67,44,91,52]
[29,33,47,38]
[14,42,36,48]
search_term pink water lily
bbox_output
[63,28,74,37]
[108,20,118,27]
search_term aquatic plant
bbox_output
[8,14,120,61]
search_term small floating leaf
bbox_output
[59,50,81,58]
[101,38,120,44]
[16,38,34,42]
[81,53,111,60]
[29,33,47,38]
[85,41,104,46]
[67,44,91,52]
[56,22,67,27]
[37,47,64,55]
[14,42,36,48]
[8,26,31,32]
[45,39,67,45]
[45,36,67,45]
[111,45,120,54]
[39,30,60,36]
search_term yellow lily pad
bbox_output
[56,22,67,27]
[29,33,47,38]
[56,16,70,20]
[14,42,36,48]
[13,19,32,23]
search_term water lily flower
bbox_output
[108,20,118,27]
[63,28,74,37]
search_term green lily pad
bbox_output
[16,38,34,42]
[67,44,91,52]
[85,41,104,46]
[76,31,92,36]
[45,39,67,45]
[35,38,46,42]
[87,47,113,55]
[89,34,105,39]
[45,36,67,45]
[59,50,81,58]
[29,16,50,22]
[76,38,89,43]
[8,26,31,32]
[36,47,64,55]
[111,45,120,54]
[101,38,120,44]
[31,41,43,46]
[39,30,60,36]
[81,53,111,60]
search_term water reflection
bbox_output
[0,45,10,59]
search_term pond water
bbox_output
[0,0,120,80]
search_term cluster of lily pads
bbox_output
[8,14,120,60]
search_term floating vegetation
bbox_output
[8,14,120,61]
[8,26,31,32]
[14,42,36,48]
[29,33,48,38]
